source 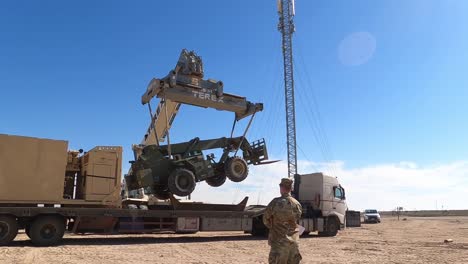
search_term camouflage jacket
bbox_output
[263,193,302,245]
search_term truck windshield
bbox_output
[365,209,378,214]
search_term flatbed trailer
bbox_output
[0,200,267,246]
[0,198,340,247]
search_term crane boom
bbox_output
[140,49,263,146]
[278,0,298,178]
[141,100,180,145]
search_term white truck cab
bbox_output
[294,173,347,236]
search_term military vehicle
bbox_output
[125,136,269,199]
[123,49,271,198]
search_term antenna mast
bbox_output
[277,0,297,178]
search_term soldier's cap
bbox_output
[279,178,293,187]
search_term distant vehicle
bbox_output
[363,209,381,223]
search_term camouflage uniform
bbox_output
[263,178,303,264]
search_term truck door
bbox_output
[332,185,347,220]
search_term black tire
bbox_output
[225,157,249,182]
[251,216,269,237]
[168,168,196,197]
[0,215,18,246]
[153,185,171,200]
[206,174,227,187]
[318,217,339,237]
[29,216,65,246]
[328,217,339,236]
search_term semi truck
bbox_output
[0,134,347,246]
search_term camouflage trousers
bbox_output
[268,241,302,264]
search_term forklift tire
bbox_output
[29,215,65,246]
[153,185,171,200]
[168,168,196,197]
[206,174,227,187]
[225,157,249,182]
[0,215,18,246]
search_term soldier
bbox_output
[263,178,303,264]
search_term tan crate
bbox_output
[0,134,68,202]
[81,146,122,205]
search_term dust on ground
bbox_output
[1,216,467,264]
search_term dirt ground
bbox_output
[1,216,467,264]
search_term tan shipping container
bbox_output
[0,134,68,203]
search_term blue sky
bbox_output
[1,1,467,209]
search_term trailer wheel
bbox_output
[318,217,339,237]
[225,157,249,182]
[29,216,65,246]
[168,168,196,197]
[206,173,227,187]
[0,215,18,246]
[251,216,268,237]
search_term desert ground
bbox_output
[0,216,467,264]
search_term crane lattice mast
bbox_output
[277,0,297,178]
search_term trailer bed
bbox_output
[0,205,265,219]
